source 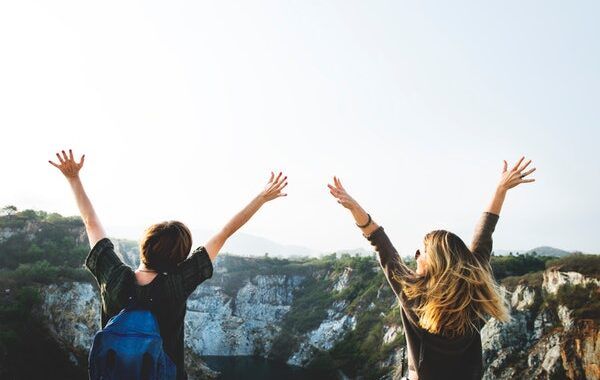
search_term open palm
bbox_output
[49,149,85,179]
[498,156,536,191]
[260,171,288,202]
[327,176,359,210]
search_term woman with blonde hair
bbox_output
[328,157,536,380]
[50,149,288,379]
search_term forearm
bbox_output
[67,177,106,247]
[350,205,380,237]
[222,195,265,238]
[485,187,506,216]
[205,194,265,261]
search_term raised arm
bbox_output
[204,171,288,261]
[49,149,106,248]
[471,156,536,261]
[327,176,414,298]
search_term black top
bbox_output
[365,212,500,380]
[85,238,214,380]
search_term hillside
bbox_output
[1,207,599,379]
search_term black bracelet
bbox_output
[356,213,372,228]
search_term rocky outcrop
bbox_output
[38,273,306,378]
[482,271,600,380]
[185,274,304,356]
[333,267,353,292]
[39,282,99,362]
[562,321,600,380]
[287,303,357,366]
[543,268,600,294]
[0,227,17,242]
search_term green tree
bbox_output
[0,205,17,216]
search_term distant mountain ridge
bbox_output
[108,224,318,257]
[493,246,573,257]
[206,230,317,258]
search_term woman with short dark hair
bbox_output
[327,157,536,380]
[50,149,288,379]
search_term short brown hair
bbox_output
[139,221,192,272]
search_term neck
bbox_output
[137,265,157,273]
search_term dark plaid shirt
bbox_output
[85,238,213,380]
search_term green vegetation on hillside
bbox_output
[0,206,94,378]
[491,253,554,280]
[1,205,599,380]
[0,206,92,287]
[269,254,403,379]
[546,254,600,279]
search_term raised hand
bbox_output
[49,149,85,179]
[204,171,289,261]
[259,171,288,202]
[327,176,359,211]
[327,176,378,234]
[484,156,536,216]
[498,156,536,191]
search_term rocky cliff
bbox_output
[479,270,600,380]
[3,210,597,379]
[37,254,600,379]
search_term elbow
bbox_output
[82,215,101,228]
[212,229,229,248]
[220,226,234,240]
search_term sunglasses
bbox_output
[415,249,421,260]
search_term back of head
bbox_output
[139,221,192,273]
[402,230,509,337]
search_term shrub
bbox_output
[546,255,600,279]
[555,283,600,322]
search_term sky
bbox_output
[1,0,599,255]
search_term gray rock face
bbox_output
[333,267,352,292]
[482,271,600,380]
[0,227,17,242]
[38,274,304,378]
[527,333,564,379]
[185,274,304,356]
[510,284,537,311]
[287,308,356,366]
[39,282,100,358]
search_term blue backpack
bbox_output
[88,292,177,380]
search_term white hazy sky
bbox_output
[1,1,598,255]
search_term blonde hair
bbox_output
[397,230,509,337]
[139,221,192,272]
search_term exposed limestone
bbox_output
[383,324,402,345]
[333,267,352,292]
[544,269,600,294]
[185,275,304,356]
[287,311,357,366]
[36,265,599,380]
[510,284,537,311]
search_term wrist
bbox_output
[351,206,368,222]
[348,201,362,213]
[495,186,508,196]
[254,194,267,206]
[67,175,81,184]
[356,213,372,228]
